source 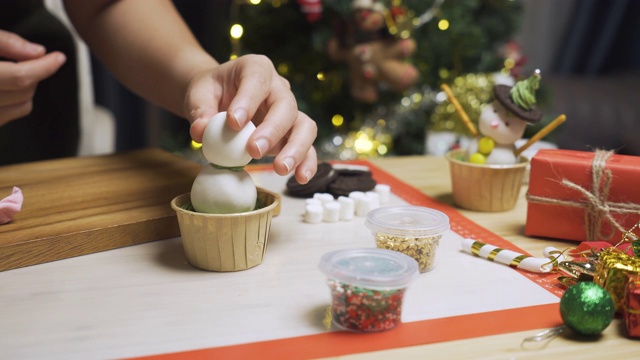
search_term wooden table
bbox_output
[1,153,637,359]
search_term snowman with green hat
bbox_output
[466,69,543,165]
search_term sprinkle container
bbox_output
[318,248,419,332]
[365,206,450,272]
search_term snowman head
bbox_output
[479,70,544,144]
[478,101,528,145]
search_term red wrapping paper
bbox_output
[525,149,640,244]
[625,276,640,338]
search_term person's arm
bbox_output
[63,0,317,183]
[63,0,212,117]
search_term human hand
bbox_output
[0,30,67,126]
[186,54,318,184]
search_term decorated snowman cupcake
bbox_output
[466,70,543,165]
[171,112,280,271]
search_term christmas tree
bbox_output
[229,0,524,158]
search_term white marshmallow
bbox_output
[348,191,365,201]
[355,196,373,217]
[313,193,335,204]
[322,201,340,222]
[305,198,322,206]
[365,191,380,209]
[338,196,355,221]
[374,184,391,204]
[304,204,323,223]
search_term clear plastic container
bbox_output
[365,206,450,273]
[318,248,419,332]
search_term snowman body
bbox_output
[191,112,258,214]
[191,165,257,214]
[467,100,528,165]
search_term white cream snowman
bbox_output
[190,112,258,214]
[466,70,543,165]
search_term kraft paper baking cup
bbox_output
[171,188,280,271]
[446,149,528,212]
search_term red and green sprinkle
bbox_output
[328,279,406,332]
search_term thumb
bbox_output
[185,77,221,143]
[0,30,46,61]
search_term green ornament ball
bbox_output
[559,282,615,336]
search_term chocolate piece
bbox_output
[286,162,378,198]
[332,163,372,177]
[328,173,377,197]
[286,162,337,198]
[494,84,542,124]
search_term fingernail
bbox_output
[302,169,312,184]
[282,157,295,173]
[232,108,247,128]
[189,118,205,141]
[254,138,269,158]
[190,117,202,129]
[27,43,44,54]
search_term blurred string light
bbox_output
[315,81,443,160]
[438,19,449,31]
[229,0,286,59]
[430,73,494,133]
[331,114,344,127]
[322,113,396,159]
[230,24,244,39]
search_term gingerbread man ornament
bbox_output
[327,0,419,103]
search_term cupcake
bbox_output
[171,112,279,271]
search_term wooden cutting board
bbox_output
[0,148,202,272]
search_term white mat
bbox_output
[0,170,559,359]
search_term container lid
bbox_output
[318,248,419,289]
[365,206,450,237]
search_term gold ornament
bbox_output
[430,73,494,135]
[594,246,640,312]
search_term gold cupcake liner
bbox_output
[171,188,280,271]
[446,149,528,212]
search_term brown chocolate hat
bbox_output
[493,84,543,124]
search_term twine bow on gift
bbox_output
[527,150,640,241]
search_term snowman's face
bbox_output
[478,101,528,145]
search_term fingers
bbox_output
[267,111,318,182]
[0,30,46,61]
[0,101,33,126]
[184,70,221,143]
[0,51,67,91]
[0,87,36,107]
[182,54,318,181]
[231,59,298,160]
[294,145,318,185]
[226,55,297,131]
[0,51,66,125]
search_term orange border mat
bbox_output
[133,160,563,360]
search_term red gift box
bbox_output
[525,149,640,244]
[625,276,640,338]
